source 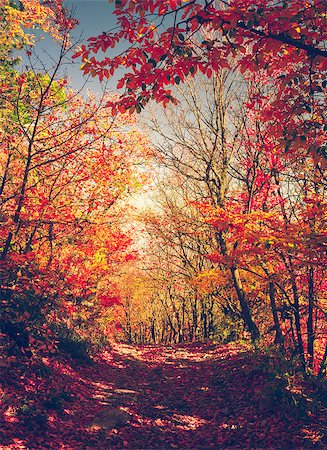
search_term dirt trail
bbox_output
[2,343,326,449]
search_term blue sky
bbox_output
[66,0,116,38]
[64,0,118,94]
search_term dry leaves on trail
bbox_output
[1,343,327,449]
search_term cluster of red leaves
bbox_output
[75,0,326,161]
[1,343,326,449]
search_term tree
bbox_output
[142,70,260,342]
[198,91,327,371]
[77,0,326,162]
[0,2,149,354]
[79,0,327,368]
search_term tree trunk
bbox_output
[268,281,284,350]
[291,278,306,370]
[307,266,315,370]
[230,266,260,343]
[216,231,260,343]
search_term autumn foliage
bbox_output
[77,0,326,161]
[76,0,327,378]
[0,0,149,358]
[1,1,327,448]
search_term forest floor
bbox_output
[1,342,327,449]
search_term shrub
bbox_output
[53,323,92,363]
[57,333,92,363]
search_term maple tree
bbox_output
[77,0,326,162]
[196,85,327,373]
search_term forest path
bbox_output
[2,343,326,449]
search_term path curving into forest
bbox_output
[2,343,326,449]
